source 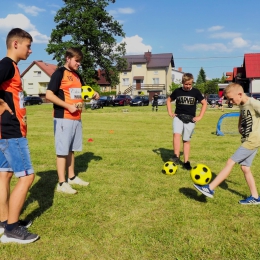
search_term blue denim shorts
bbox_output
[0,138,34,177]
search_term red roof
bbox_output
[225,72,233,81]
[233,66,245,78]
[21,60,57,77]
[244,53,260,78]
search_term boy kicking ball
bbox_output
[194,83,260,204]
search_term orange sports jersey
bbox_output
[47,67,84,120]
[0,57,27,139]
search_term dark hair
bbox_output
[6,28,33,48]
[65,47,83,61]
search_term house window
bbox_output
[123,78,129,86]
[28,83,33,85]
[153,78,159,84]
[154,71,158,75]
[34,71,41,76]
[123,72,127,75]
[136,64,142,68]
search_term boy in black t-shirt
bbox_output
[152,93,159,111]
[166,73,207,170]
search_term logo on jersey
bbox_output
[176,96,196,105]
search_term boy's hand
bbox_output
[0,99,13,116]
[68,104,78,114]
[168,112,176,118]
[192,116,202,122]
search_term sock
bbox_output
[69,176,76,181]
[6,222,19,231]
[0,220,7,225]
[59,181,65,186]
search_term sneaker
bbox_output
[57,182,77,194]
[0,220,32,235]
[239,195,260,205]
[193,184,215,198]
[169,154,180,165]
[68,176,89,186]
[183,161,192,170]
[0,226,39,244]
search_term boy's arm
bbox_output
[193,99,207,122]
[46,90,78,114]
[0,99,13,115]
[238,114,242,135]
[167,97,175,117]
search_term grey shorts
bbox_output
[173,116,195,141]
[231,146,257,167]
[54,118,82,156]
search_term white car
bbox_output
[157,95,167,105]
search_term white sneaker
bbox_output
[57,182,77,194]
[68,176,90,186]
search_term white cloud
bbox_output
[120,35,152,54]
[250,45,260,50]
[184,43,231,52]
[18,4,45,16]
[196,29,204,33]
[208,26,223,32]
[210,32,241,39]
[109,7,135,16]
[230,37,249,48]
[0,14,49,44]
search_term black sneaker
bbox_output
[0,226,39,244]
[169,154,180,165]
[183,161,192,170]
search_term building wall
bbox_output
[250,79,260,93]
[22,64,50,95]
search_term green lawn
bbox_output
[1,103,260,260]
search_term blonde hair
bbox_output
[224,83,244,95]
[182,73,194,83]
[6,28,33,49]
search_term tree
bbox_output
[204,80,218,94]
[196,67,206,84]
[46,0,127,87]
[169,80,182,94]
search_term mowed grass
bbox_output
[1,103,260,260]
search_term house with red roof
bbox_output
[224,53,260,94]
[117,51,175,100]
[21,60,57,100]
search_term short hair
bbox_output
[6,28,33,48]
[224,83,244,95]
[182,73,194,83]
[65,47,83,61]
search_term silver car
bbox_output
[157,95,167,105]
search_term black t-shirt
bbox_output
[153,94,158,102]
[170,87,204,116]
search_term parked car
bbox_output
[157,95,167,106]
[130,95,149,106]
[251,93,260,100]
[207,94,219,105]
[98,96,113,106]
[112,94,132,106]
[24,96,43,105]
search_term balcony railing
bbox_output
[132,84,165,90]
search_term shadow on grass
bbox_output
[21,152,102,221]
[152,148,183,162]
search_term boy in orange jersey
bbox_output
[46,47,99,194]
[0,28,39,244]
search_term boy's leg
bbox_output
[241,165,258,199]
[0,172,12,222]
[173,133,181,157]
[67,151,75,179]
[7,174,34,224]
[56,155,67,183]
[209,158,236,190]
[183,141,190,163]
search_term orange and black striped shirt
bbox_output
[47,67,84,120]
[0,57,27,139]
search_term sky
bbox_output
[0,0,260,80]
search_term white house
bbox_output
[21,60,57,99]
[172,67,184,84]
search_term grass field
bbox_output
[1,103,260,260]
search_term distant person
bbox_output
[194,83,260,204]
[166,73,207,170]
[152,93,159,111]
[46,47,99,194]
[217,95,224,112]
[0,28,39,244]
